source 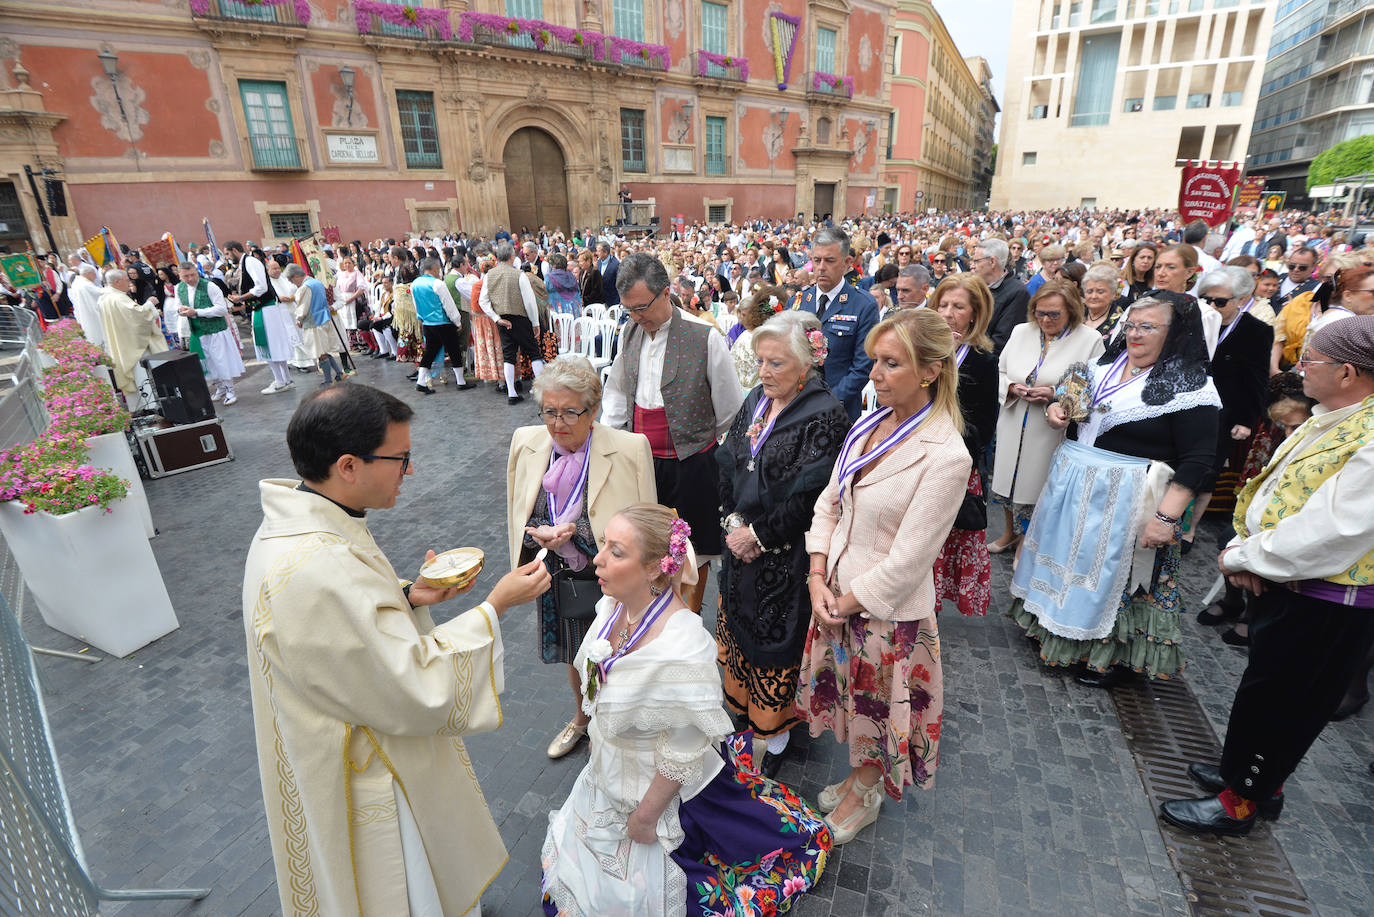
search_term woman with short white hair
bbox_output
[506,355,657,759]
[715,310,850,776]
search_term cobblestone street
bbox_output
[22,355,1374,916]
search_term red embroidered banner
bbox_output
[1178,160,1241,227]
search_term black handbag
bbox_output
[952,471,988,531]
[551,564,601,623]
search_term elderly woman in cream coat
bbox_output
[507,354,656,759]
[989,280,1105,554]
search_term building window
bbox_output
[890,36,899,76]
[1067,1,1082,27]
[707,203,728,223]
[886,111,895,159]
[505,0,542,17]
[223,0,275,21]
[1221,90,1244,106]
[816,27,836,74]
[1030,104,1049,119]
[620,108,646,172]
[1124,97,1144,111]
[375,0,427,37]
[397,90,441,169]
[1022,151,1037,165]
[1090,0,1116,22]
[240,80,301,169]
[704,116,726,175]
[612,0,644,40]
[269,212,312,237]
[1070,32,1120,127]
[701,2,727,54]
[1186,92,1211,109]
[1153,94,1177,110]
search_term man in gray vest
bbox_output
[602,252,744,612]
[478,241,545,405]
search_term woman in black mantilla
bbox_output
[716,310,851,777]
[1010,291,1220,688]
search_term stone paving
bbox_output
[19,349,1374,916]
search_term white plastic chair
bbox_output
[860,380,880,415]
[554,312,577,354]
[585,319,616,373]
[570,316,596,358]
[582,303,608,321]
[605,304,625,323]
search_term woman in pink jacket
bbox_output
[797,308,972,845]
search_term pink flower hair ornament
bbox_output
[658,517,693,577]
[807,328,828,366]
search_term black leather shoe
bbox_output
[1076,666,1135,689]
[406,371,419,381]
[1186,763,1283,819]
[1221,628,1250,648]
[759,744,792,779]
[416,385,435,395]
[1196,601,1243,625]
[1160,795,1257,836]
[508,394,525,405]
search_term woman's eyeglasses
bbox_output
[539,407,590,423]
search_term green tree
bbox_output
[1307,134,1374,191]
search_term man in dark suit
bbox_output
[790,226,878,419]
[1250,219,1287,260]
[972,238,1030,355]
[1273,245,1319,313]
[596,241,620,306]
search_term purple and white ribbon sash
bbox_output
[956,344,970,368]
[1216,297,1255,348]
[592,589,675,683]
[834,402,934,499]
[747,395,778,459]
[1091,351,1149,409]
[545,430,592,525]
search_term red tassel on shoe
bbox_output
[1218,786,1256,819]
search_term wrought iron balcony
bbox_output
[459,14,599,60]
[246,134,305,171]
[807,71,853,101]
[190,0,308,27]
[693,51,748,83]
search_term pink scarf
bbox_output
[541,435,592,571]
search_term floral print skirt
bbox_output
[795,613,943,800]
[471,312,503,381]
[542,733,830,917]
[933,469,992,617]
[1008,543,1185,679]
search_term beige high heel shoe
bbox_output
[823,779,882,845]
[817,773,857,813]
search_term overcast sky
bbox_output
[933,0,1013,128]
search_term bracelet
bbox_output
[1153,510,1181,525]
[806,571,827,581]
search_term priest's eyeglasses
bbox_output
[360,451,411,474]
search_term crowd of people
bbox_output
[8,201,1374,915]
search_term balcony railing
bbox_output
[459,13,601,60]
[246,134,305,171]
[694,51,748,82]
[190,0,308,26]
[807,71,854,100]
[354,0,453,41]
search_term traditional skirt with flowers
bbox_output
[471,312,503,381]
[932,468,992,616]
[1007,440,1184,678]
[391,283,421,362]
[795,612,943,800]
[542,734,830,917]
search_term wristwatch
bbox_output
[722,512,745,532]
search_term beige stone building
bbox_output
[990,0,1276,211]
[882,0,997,213]
[0,0,895,251]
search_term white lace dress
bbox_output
[541,598,733,917]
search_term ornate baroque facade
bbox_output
[0,0,895,250]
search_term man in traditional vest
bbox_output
[1160,315,1374,836]
[601,252,744,612]
[175,260,245,405]
[412,257,468,395]
[477,241,544,405]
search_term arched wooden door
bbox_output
[503,127,571,233]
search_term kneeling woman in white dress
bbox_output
[541,503,831,917]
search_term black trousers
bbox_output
[418,322,463,370]
[497,313,542,365]
[1219,585,1374,800]
[652,446,722,556]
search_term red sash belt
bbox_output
[633,405,676,459]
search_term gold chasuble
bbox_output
[243,480,507,917]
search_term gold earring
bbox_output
[920,378,932,388]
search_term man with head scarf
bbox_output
[1161,316,1374,836]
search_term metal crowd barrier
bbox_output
[0,592,211,913]
[0,317,211,911]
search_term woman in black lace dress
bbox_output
[716,310,851,777]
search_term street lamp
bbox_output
[339,65,356,125]
[96,48,138,170]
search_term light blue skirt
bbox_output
[1010,439,1151,641]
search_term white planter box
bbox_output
[86,432,155,538]
[0,499,179,657]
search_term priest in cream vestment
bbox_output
[97,268,167,400]
[244,383,550,917]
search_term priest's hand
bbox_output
[485,557,552,618]
[411,550,475,607]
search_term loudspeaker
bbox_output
[142,351,215,425]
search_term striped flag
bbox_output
[203,218,222,264]
[289,238,309,272]
[101,227,124,268]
